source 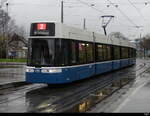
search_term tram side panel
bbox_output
[26,67,77,84]
[112,46,121,70]
[120,59,129,68]
[129,58,132,65]
[112,60,120,70]
[95,61,113,75]
[76,64,95,80]
[26,71,59,84]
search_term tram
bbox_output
[26,22,136,84]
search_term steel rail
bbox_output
[35,62,149,112]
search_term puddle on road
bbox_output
[71,78,133,113]
[41,78,133,113]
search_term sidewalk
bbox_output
[114,77,150,112]
[0,62,26,65]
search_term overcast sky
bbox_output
[2,0,150,40]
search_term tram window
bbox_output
[55,39,69,66]
[107,45,111,60]
[130,48,133,58]
[133,49,136,58]
[129,48,132,58]
[103,45,107,61]
[114,46,120,60]
[131,48,134,58]
[126,48,129,58]
[70,41,77,64]
[132,48,134,58]
[61,40,69,66]
[128,48,131,58]
[86,43,94,63]
[97,44,103,62]
[78,42,86,64]
[121,47,128,59]
[27,39,32,65]
[29,39,55,66]
[121,47,125,58]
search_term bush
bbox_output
[0,58,27,63]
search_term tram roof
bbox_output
[55,23,136,48]
[29,22,136,49]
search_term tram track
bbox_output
[37,76,115,112]
[33,62,150,112]
[38,62,150,113]
[88,62,150,113]
[0,84,46,104]
[136,63,146,71]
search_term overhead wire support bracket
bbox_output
[101,15,114,36]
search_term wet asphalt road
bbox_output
[89,59,150,113]
[0,65,25,85]
[114,69,150,112]
[0,59,150,113]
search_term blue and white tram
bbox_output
[26,22,136,84]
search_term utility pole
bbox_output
[0,1,4,58]
[83,18,86,30]
[5,2,8,58]
[61,1,64,23]
[135,26,144,58]
[0,10,4,58]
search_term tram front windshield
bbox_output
[28,38,55,67]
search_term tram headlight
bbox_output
[26,68,34,72]
[41,68,62,73]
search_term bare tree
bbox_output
[0,7,26,58]
[139,34,150,57]
[108,32,128,40]
[15,26,26,38]
[0,8,10,35]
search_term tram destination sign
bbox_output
[30,23,55,36]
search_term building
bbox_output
[8,33,28,58]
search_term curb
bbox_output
[0,62,26,65]
[0,81,29,90]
